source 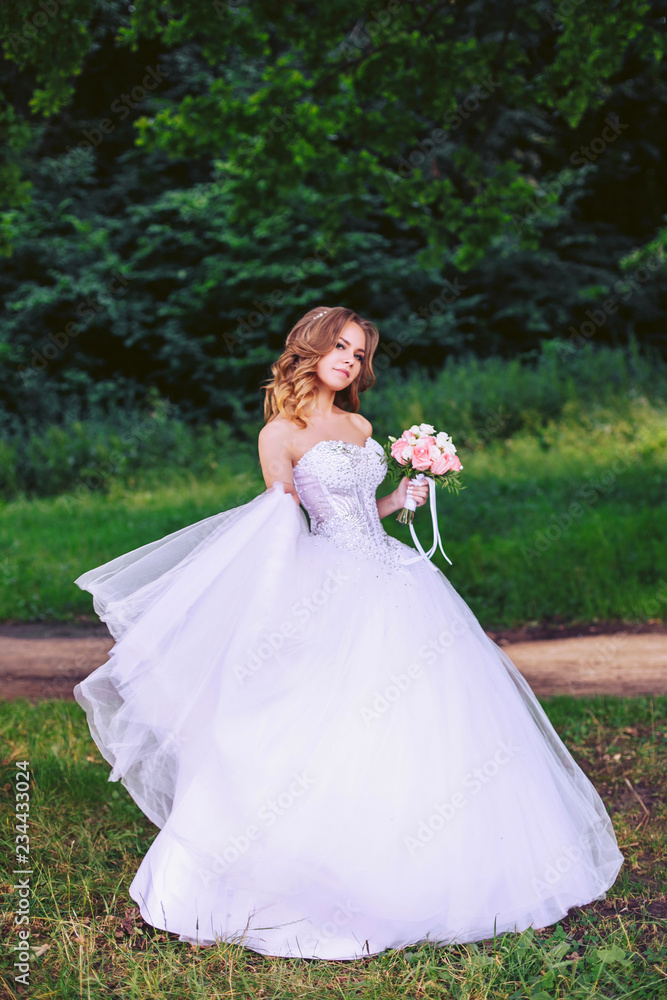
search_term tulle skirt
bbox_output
[74,483,623,959]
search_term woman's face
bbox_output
[315,322,366,390]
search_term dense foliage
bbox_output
[1,0,667,434]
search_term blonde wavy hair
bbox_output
[263,306,380,429]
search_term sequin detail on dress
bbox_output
[292,437,410,574]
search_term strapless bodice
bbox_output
[292,437,409,572]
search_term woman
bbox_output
[256,305,426,517]
[74,305,623,961]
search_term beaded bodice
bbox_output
[292,437,410,573]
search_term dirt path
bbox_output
[0,621,665,701]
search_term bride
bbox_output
[256,306,426,517]
[73,305,623,960]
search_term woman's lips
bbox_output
[334,368,350,378]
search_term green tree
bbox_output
[2,0,667,432]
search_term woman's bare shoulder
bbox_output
[347,411,373,437]
[258,416,296,456]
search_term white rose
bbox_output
[408,424,420,436]
[419,422,436,435]
[435,431,451,448]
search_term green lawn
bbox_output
[1,398,665,628]
[1,696,665,998]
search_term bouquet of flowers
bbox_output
[385,422,464,525]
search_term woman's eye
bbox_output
[335,343,362,362]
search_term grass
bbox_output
[0,696,665,998]
[0,471,261,622]
[1,396,665,628]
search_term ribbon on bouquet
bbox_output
[399,473,453,569]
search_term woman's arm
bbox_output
[358,416,429,519]
[377,475,429,519]
[258,422,302,506]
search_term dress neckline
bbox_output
[293,436,376,472]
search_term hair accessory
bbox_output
[312,310,328,319]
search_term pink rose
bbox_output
[430,452,463,474]
[411,441,433,470]
[391,439,412,465]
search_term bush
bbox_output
[3,339,666,499]
[363,337,667,448]
[2,398,254,499]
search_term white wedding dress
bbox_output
[73,435,623,960]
